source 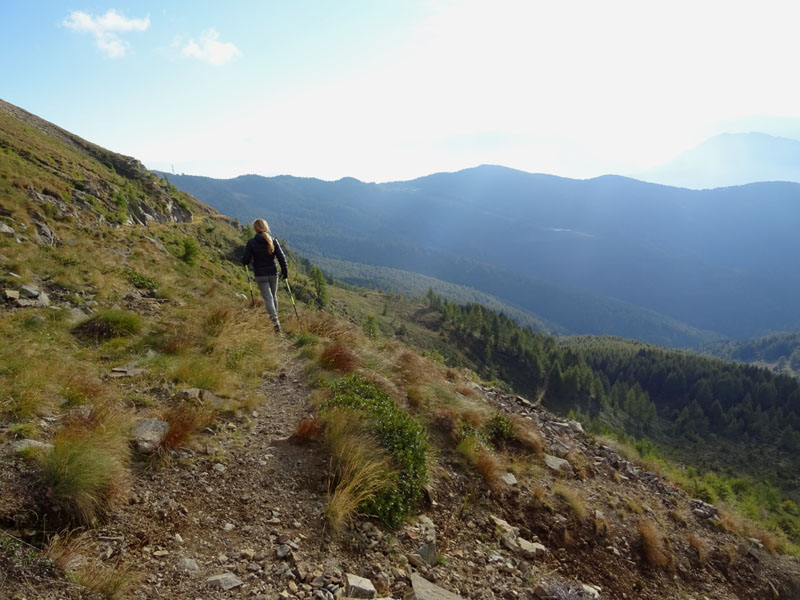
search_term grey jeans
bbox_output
[254,275,279,325]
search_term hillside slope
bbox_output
[163,166,800,343]
[2,101,800,600]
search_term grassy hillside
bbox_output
[3,100,800,599]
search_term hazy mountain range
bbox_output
[163,166,800,347]
[637,132,800,189]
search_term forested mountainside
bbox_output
[3,99,800,599]
[164,167,800,345]
[402,291,800,545]
[701,332,800,378]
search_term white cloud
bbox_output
[63,9,150,58]
[179,29,240,66]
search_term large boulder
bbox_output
[346,573,377,599]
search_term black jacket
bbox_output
[242,235,288,278]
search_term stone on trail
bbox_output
[408,573,464,600]
[131,418,169,454]
[206,572,243,590]
[177,557,200,573]
[345,573,378,599]
[516,537,547,559]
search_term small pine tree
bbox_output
[363,315,379,339]
[309,266,329,309]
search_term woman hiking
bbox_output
[242,218,288,332]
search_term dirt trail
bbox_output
[117,346,337,599]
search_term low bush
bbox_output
[322,375,428,527]
[323,409,395,532]
[72,310,142,341]
[485,413,514,446]
[122,268,157,291]
[179,238,200,264]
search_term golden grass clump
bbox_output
[297,311,356,343]
[202,304,233,337]
[554,483,588,521]
[637,520,672,569]
[161,404,216,450]
[322,409,395,532]
[59,372,111,407]
[319,342,360,373]
[687,533,710,564]
[39,414,130,525]
[759,531,780,554]
[75,563,138,600]
[45,531,91,573]
[510,415,545,455]
[394,350,432,385]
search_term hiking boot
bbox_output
[273,323,282,334]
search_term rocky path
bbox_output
[120,347,337,599]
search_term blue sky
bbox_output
[3,1,800,181]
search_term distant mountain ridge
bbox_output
[638,132,800,189]
[163,166,800,346]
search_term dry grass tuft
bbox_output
[319,342,360,372]
[298,312,357,343]
[473,448,503,488]
[637,520,672,569]
[454,383,479,398]
[76,562,138,600]
[202,304,233,337]
[565,449,588,480]
[39,413,130,525]
[394,351,432,385]
[60,373,111,407]
[759,531,780,554]
[161,404,216,450]
[510,415,545,455]
[293,415,322,442]
[45,531,91,573]
[554,483,588,521]
[323,409,395,532]
[688,533,710,564]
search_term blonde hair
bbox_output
[253,218,274,254]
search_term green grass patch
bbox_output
[73,310,142,341]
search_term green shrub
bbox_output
[73,310,142,341]
[179,238,200,265]
[123,268,157,291]
[485,413,514,446]
[322,375,428,526]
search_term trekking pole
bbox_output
[244,265,256,307]
[284,278,300,320]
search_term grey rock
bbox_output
[276,544,292,559]
[407,553,426,568]
[66,307,88,322]
[212,463,226,473]
[35,291,50,307]
[34,221,59,246]
[11,439,53,453]
[417,515,436,540]
[143,235,167,252]
[177,557,200,573]
[569,420,585,434]
[345,573,377,599]
[14,298,36,308]
[206,572,243,590]
[415,541,438,566]
[131,418,169,453]
[408,573,464,600]
[544,454,573,475]
[0,223,15,236]
[516,538,547,559]
[4,289,19,301]
[68,404,94,420]
[181,388,203,400]
[19,284,41,298]
[500,472,518,486]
